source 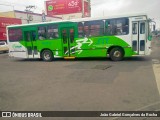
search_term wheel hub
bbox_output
[114,51,121,57]
[44,52,51,60]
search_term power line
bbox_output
[0,2,44,14]
[0,3,15,12]
[0,1,27,7]
[0,0,45,10]
[0,3,14,7]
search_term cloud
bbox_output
[0,0,45,13]
[0,0,160,27]
[91,0,131,17]
[91,0,160,19]
[94,0,131,11]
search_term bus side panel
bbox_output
[124,48,135,57]
[75,49,107,57]
[36,39,63,58]
[74,36,132,57]
[9,42,28,58]
[8,27,28,58]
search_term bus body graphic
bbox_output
[7,14,152,61]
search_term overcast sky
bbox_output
[0,0,160,29]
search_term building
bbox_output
[0,17,22,42]
[45,0,91,20]
[0,10,62,42]
[0,0,91,42]
[0,10,62,24]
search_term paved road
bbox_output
[0,37,160,120]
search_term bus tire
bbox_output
[41,50,53,62]
[109,47,124,61]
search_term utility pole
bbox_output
[25,5,36,23]
[42,10,46,22]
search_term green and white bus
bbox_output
[7,14,152,61]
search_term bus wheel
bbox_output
[109,47,124,61]
[41,50,53,62]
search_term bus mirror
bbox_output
[148,35,152,41]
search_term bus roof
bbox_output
[7,20,70,28]
[71,13,148,22]
[7,13,148,28]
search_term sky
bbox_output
[0,0,160,29]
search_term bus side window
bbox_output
[84,20,104,37]
[70,29,74,43]
[105,20,111,35]
[47,24,59,39]
[133,23,137,34]
[121,18,129,35]
[105,18,129,36]
[90,21,104,36]
[84,25,90,37]
[8,29,22,42]
[62,30,67,44]
[26,32,31,41]
[140,23,145,34]
[105,20,117,35]
[78,22,84,38]
[38,26,47,40]
[31,31,36,41]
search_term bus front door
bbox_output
[61,28,75,57]
[24,30,38,58]
[132,21,146,55]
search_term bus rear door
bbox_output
[132,21,146,55]
[61,27,75,58]
[23,27,39,58]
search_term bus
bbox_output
[7,14,152,61]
